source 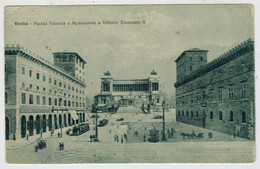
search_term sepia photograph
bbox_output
[3,4,256,163]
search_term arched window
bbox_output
[219,111,223,120]
[210,111,213,119]
[242,111,246,123]
[230,111,233,122]
[191,111,194,117]
[186,111,189,117]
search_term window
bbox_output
[49,77,52,84]
[36,72,40,80]
[208,89,213,102]
[64,100,67,106]
[37,86,40,91]
[186,111,189,117]
[42,96,46,105]
[76,102,78,107]
[230,111,233,122]
[54,80,57,85]
[29,70,32,77]
[68,101,71,107]
[190,94,193,104]
[5,92,8,104]
[36,95,40,105]
[29,94,33,104]
[68,85,71,90]
[178,111,180,116]
[210,111,213,119]
[152,83,159,91]
[242,111,246,123]
[21,93,26,104]
[29,84,33,89]
[49,89,52,94]
[228,85,234,100]
[43,75,46,82]
[72,87,74,91]
[190,56,192,60]
[72,101,75,107]
[22,82,25,89]
[219,111,223,120]
[59,82,62,87]
[196,111,199,117]
[54,98,57,106]
[157,98,160,103]
[190,66,193,71]
[22,66,25,75]
[200,56,203,60]
[218,88,222,101]
[64,83,66,89]
[191,111,194,117]
[43,88,46,92]
[49,97,52,105]
[241,83,246,99]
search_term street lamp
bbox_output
[94,109,100,142]
[162,100,166,141]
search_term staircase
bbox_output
[117,106,142,114]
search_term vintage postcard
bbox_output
[4,5,255,163]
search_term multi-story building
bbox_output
[5,44,87,140]
[174,39,255,140]
[94,70,164,111]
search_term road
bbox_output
[6,110,255,163]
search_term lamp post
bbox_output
[162,100,166,141]
[94,108,100,142]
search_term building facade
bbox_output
[5,45,87,140]
[94,70,164,111]
[174,39,255,140]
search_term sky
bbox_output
[4,5,254,97]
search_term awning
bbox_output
[70,110,78,120]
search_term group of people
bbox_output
[167,128,175,138]
[114,133,127,144]
[59,142,64,150]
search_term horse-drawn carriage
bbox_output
[35,138,47,151]
[181,131,204,139]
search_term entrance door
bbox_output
[202,117,206,128]
[21,116,26,138]
[5,116,9,140]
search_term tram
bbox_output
[70,123,90,136]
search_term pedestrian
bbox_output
[62,142,64,150]
[35,145,38,152]
[114,134,116,141]
[117,135,119,142]
[58,132,60,138]
[143,135,146,142]
[121,136,124,144]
